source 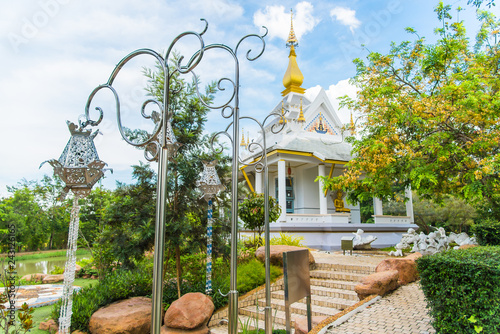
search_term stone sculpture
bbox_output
[352,229,377,250]
[389,227,477,256]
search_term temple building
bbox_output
[239,13,417,250]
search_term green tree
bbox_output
[320,4,500,218]
[239,193,282,246]
[0,181,47,251]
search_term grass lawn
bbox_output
[2,249,91,261]
[30,304,53,334]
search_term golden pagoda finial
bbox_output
[287,9,298,47]
[246,131,250,147]
[350,112,356,135]
[240,128,246,148]
[297,98,306,124]
[282,9,305,96]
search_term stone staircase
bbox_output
[209,261,376,333]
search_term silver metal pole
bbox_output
[151,147,169,333]
[229,97,240,334]
[263,138,272,334]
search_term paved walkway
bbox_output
[324,281,435,334]
[0,284,82,309]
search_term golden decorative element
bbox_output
[297,98,306,123]
[334,190,350,213]
[350,112,356,135]
[282,9,305,96]
[240,129,246,148]
[286,9,298,47]
[279,101,287,124]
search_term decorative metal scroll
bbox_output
[80,18,269,334]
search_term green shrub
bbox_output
[471,220,500,245]
[237,258,281,293]
[417,246,500,333]
[50,265,64,275]
[52,263,153,332]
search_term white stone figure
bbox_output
[390,228,477,256]
[389,228,418,256]
[352,229,377,250]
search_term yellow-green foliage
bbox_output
[270,233,305,247]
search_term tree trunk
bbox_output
[175,244,181,299]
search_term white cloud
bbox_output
[325,79,359,123]
[330,6,361,33]
[306,80,359,124]
[253,1,320,42]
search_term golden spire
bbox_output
[282,9,305,96]
[297,98,306,124]
[286,9,298,47]
[240,129,246,148]
[246,131,250,147]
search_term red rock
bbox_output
[39,319,58,332]
[294,316,328,334]
[405,252,422,261]
[255,245,315,267]
[164,293,214,330]
[42,274,65,284]
[375,258,419,285]
[459,244,477,250]
[355,270,399,300]
[88,297,151,334]
[75,264,82,273]
[21,273,46,282]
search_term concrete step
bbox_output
[209,314,291,334]
[268,292,355,311]
[239,305,311,327]
[309,278,358,291]
[257,297,344,316]
[310,270,366,282]
[314,262,376,274]
[311,284,358,301]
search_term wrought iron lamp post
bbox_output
[82,20,268,334]
[41,120,110,334]
[196,160,225,294]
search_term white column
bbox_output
[405,187,414,223]
[318,164,327,215]
[278,160,287,223]
[255,171,263,194]
[373,198,383,216]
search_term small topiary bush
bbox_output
[471,219,500,246]
[417,246,500,333]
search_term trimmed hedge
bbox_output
[417,246,500,333]
[471,220,500,246]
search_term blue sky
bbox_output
[0,0,498,196]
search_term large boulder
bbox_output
[255,245,315,267]
[355,270,399,300]
[294,316,328,334]
[42,274,65,284]
[88,297,152,334]
[375,256,419,285]
[21,273,47,282]
[164,293,214,331]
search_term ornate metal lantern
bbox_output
[196,160,225,294]
[43,121,109,198]
[41,120,110,334]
